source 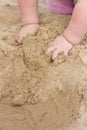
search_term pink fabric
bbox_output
[48,0,75,15]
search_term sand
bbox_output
[0,0,87,130]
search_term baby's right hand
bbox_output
[15,23,39,45]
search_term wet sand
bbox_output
[0,0,87,130]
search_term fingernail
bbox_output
[52,57,54,61]
[15,40,23,46]
[50,58,54,62]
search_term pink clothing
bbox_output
[48,0,75,15]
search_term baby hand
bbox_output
[15,23,39,45]
[46,35,73,60]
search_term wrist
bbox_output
[22,10,39,26]
[22,17,39,26]
[62,33,76,46]
[63,29,82,45]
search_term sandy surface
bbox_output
[0,0,87,130]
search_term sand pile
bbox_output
[0,1,87,130]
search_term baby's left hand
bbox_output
[46,35,73,60]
